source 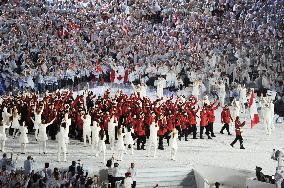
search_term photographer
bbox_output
[112,163,125,188]
[68,160,84,176]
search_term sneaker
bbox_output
[230,143,234,147]
[220,131,224,134]
[228,133,232,135]
[240,146,245,149]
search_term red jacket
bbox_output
[200,109,208,127]
[221,109,233,124]
[144,114,154,126]
[235,120,245,136]
[180,115,188,129]
[167,116,174,131]
[76,114,83,130]
[207,102,220,123]
[136,123,145,136]
[157,118,167,136]
[188,108,199,125]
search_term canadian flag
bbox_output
[248,89,260,128]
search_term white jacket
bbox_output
[82,115,92,134]
[2,107,12,126]
[56,127,68,150]
[19,126,29,144]
[91,122,101,143]
[149,123,158,143]
[124,128,134,145]
[0,124,9,141]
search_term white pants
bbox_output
[147,139,157,157]
[57,144,67,162]
[39,141,47,153]
[21,143,27,153]
[35,129,39,140]
[97,148,106,163]
[92,137,99,152]
[83,131,91,146]
[171,148,177,161]
[108,136,115,150]
[264,116,272,135]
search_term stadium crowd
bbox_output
[0,0,283,95]
[0,153,135,188]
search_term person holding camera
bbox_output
[112,163,124,188]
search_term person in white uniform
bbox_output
[147,122,159,158]
[63,112,71,137]
[155,77,165,99]
[261,97,273,135]
[218,81,226,107]
[33,106,44,141]
[19,122,29,154]
[117,128,125,161]
[267,90,277,130]
[170,128,179,161]
[192,80,200,101]
[56,124,68,162]
[62,112,71,151]
[2,107,12,128]
[0,120,9,152]
[91,120,101,153]
[97,129,107,163]
[81,112,92,146]
[11,108,21,138]
[239,85,247,113]
[231,98,241,121]
[140,83,148,99]
[108,115,118,150]
[124,126,134,155]
[32,118,55,154]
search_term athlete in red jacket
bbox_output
[136,117,146,150]
[220,105,233,135]
[188,105,199,139]
[230,116,245,149]
[207,101,220,137]
[200,107,211,139]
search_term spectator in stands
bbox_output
[68,161,77,176]
[0,153,8,170]
[23,156,34,175]
[41,162,52,180]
